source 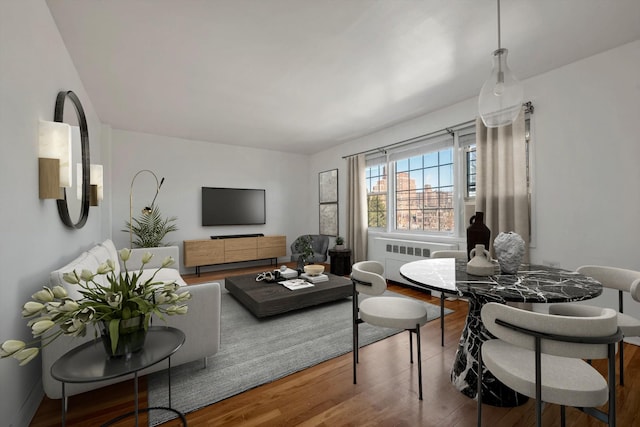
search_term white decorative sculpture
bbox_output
[493,232,525,274]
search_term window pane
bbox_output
[410,170,424,189]
[396,172,411,191]
[424,168,439,188]
[440,148,453,164]
[366,164,387,228]
[368,194,387,228]
[466,145,476,198]
[439,164,453,187]
[396,159,408,173]
[396,209,409,230]
[424,152,438,168]
[396,190,410,208]
[408,155,422,170]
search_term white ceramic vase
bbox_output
[466,244,495,276]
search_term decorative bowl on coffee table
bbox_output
[304,265,324,276]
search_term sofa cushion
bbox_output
[98,239,120,275]
[86,244,116,288]
[50,251,100,300]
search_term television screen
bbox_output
[201,187,266,226]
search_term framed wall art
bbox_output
[319,169,338,203]
[319,203,338,236]
[319,169,338,236]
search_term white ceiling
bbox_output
[46,0,640,154]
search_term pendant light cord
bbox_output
[497,0,501,50]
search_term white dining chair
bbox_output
[549,265,640,386]
[351,260,429,400]
[478,302,622,427]
[430,250,467,346]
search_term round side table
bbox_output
[51,326,186,426]
[328,248,352,276]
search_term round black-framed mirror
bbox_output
[54,90,90,229]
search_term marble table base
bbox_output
[450,295,528,407]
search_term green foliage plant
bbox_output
[294,235,315,263]
[123,205,178,248]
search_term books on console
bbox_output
[280,279,314,290]
[300,273,329,283]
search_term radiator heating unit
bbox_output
[373,237,458,290]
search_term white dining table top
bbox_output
[399,258,603,303]
[399,257,459,294]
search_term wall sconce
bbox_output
[90,164,103,206]
[39,120,71,199]
[78,164,104,206]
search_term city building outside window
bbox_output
[395,149,454,232]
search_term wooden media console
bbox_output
[184,235,286,275]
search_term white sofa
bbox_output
[41,239,221,399]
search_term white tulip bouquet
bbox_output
[1,248,191,365]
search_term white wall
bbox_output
[0,2,105,426]
[108,129,312,272]
[310,40,640,317]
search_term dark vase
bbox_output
[101,316,147,358]
[466,212,491,261]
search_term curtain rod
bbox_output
[342,101,534,159]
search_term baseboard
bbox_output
[12,379,44,427]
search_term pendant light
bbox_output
[478,0,523,128]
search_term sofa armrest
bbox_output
[124,246,180,271]
[158,281,221,366]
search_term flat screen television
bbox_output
[201,187,266,226]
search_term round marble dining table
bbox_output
[400,258,603,407]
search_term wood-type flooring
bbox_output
[30,263,640,426]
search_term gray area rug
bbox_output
[147,283,452,425]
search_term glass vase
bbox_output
[100,316,147,358]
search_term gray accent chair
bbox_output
[549,265,640,386]
[478,302,622,427]
[351,261,430,400]
[290,234,329,263]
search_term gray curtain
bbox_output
[475,107,529,261]
[347,154,368,262]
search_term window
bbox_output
[366,163,387,228]
[395,149,454,232]
[465,146,476,198]
[364,114,531,237]
[365,132,458,234]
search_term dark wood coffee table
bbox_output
[225,272,352,317]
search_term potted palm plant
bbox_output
[123,205,178,248]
